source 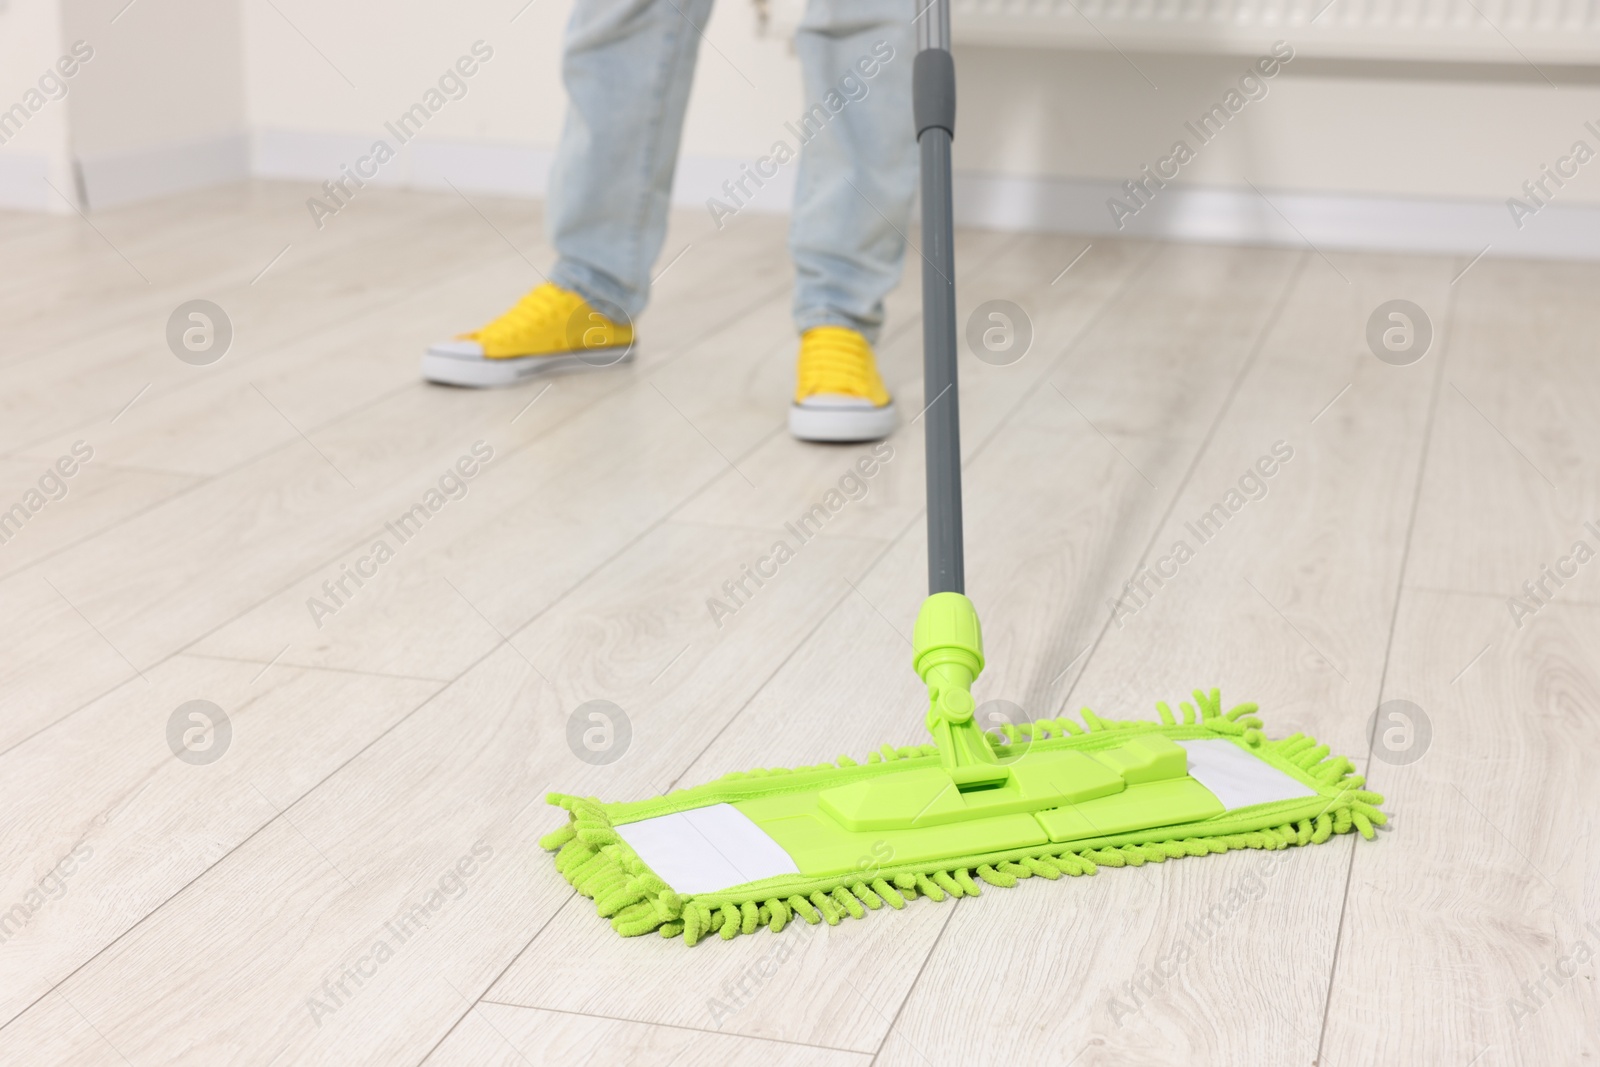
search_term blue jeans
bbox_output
[547,0,918,344]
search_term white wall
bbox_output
[0,0,78,212]
[60,0,248,207]
[244,0,805,213]
[243,0,793,148]
[60,0,245,157]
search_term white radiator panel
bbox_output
[769,0,1600,61]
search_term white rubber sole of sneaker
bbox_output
[421,343,634,388]
[788,400,897,443]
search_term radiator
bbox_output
[767,0,1600,62]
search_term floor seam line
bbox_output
[868,899,961,1065]
[412,892,580,1067]
[1311,264,1461,1066]
[470,999,872,1056]
[1056,248,1311,715]
[174,651,454,683]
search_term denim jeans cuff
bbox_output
[794,310,882,346]
[550,261,643,322]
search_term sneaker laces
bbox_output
[467,282,582,347]
[796,327,890,405]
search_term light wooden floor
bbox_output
[1,181,1595,1066]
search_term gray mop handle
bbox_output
[914,0,963,596]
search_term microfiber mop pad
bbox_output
[541,687,1384,945]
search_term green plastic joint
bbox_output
[913,593,1006,789]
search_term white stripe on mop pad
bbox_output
[1178,738,1317,811]
[616,803,800,895]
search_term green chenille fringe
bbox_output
[540,689,1387,946]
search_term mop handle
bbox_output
[914,0,963,596]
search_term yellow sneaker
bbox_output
[422,282,635,387]
[789,326,897,442]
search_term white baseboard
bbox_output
[253,129,558,199]
[952,170,1600,262]
[671,152,797,218]
[409,139,556,198]
[252,128,412,189]
[251,129,796,217]
[76,132,249,210]
[251,129,1600,261]
[30,127,1600,261]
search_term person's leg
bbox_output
[548,0,714,321]
[422,0,710,387]
[788,0,917,345]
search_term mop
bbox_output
[540,3,1385,945]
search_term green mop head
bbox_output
[541,596,1386,946]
